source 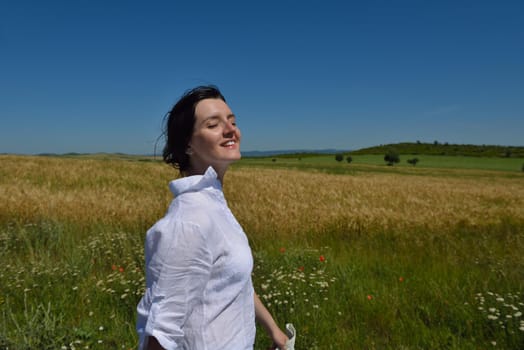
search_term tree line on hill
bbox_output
[350,142,524,158]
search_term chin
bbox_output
[226,155,241,163]
[224,150,241,161]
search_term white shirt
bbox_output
[136,167,256,350]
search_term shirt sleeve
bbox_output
[144,220,213,350]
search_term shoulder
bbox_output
[145,190,223,252]
[171,189,224,226]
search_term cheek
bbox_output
[191,132,219,152]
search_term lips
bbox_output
[221,140,237,147]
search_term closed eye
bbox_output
[227,115,237,126]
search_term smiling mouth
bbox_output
[222,140,237,147]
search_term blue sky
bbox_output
[1,0,523,154]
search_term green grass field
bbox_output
[1,154,523,349]
[239,154,524,173]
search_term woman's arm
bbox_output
[254,293,288,349]
[141,221,213,350]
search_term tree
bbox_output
[346,155,353,164]
[335,153,344,162]
[384,149,400,166]
[407,158,419,166]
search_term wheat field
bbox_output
[3,155,522,235]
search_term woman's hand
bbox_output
[268,327,289,349]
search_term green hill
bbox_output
[351,142,524,158]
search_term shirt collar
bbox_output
[169,166,222,196]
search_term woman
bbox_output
[136,85,289,350]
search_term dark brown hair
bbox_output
[162,85,225,172]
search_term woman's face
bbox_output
[188,98,241,174]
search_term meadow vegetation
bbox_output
[1,154,523,349]
[240,153,524,173]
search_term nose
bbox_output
[223,120,236,136]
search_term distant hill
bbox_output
[242,149,346,157]
[351,142,524,158]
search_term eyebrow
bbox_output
[201,114,236,123]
